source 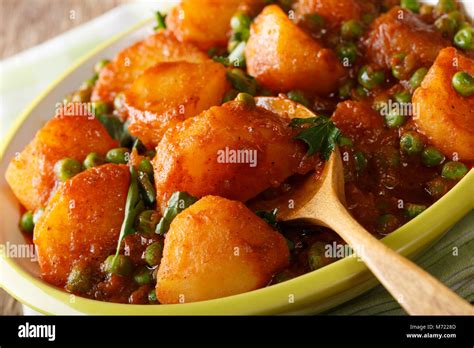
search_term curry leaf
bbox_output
[290,116,341,160]
[155,192,198,235]
[112,166,144,265]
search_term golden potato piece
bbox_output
[245,5,346,95]
[33,164,130,287]
[166,0,264,50]
[156,195,289,304]
[363,7,450,70]
[126,60,228,147]
[294,0,377,29]
[413,47,474,161]
[91,31,208,103]
[5,115,118,212]
[153,100,318,212]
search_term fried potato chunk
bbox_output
[91,31,208,103]
[156,195,289,304]
[363,7,450,70]
[166,0,264,50]
[153,100,317,212]
[294,0,377,29]
[5,115,118,212]
[126,60,228,147]
[33,164,130,286]
[245,5,346,95]
[413,47,474,161]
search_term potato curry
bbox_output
[5,0,473,304]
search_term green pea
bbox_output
[420,4,434,16]
[354,85,368,99]
[226,69,258,95]
[146,150,156,159]
[434,15,458,37]
[341,19,363,40]
[106,148,129,164]
[338,136,353,147]
[71,89,92,102]
[103,255,134,277]
[235,92,255,107]
[435,0,457,14]
[384,110,406,128]
[66,263,92,293]
[307,242,330,271]
[287,90,310,107]
[336,42,358,66]
[148,289,158,302]
[394,90,412,104]
[55,158,82,181]
[409,68,428,89]
[425,177,449,198]
[401,0,420,13]
[91,101,110,117]
[377,146,401,168]
[391,53,407,80]
[339,80,354,99]
[354,151,367,172]
[20,211,34,233]
[94,59,110,74]
[303,13,325,32]
[223,89,239,103]
[451,71,474,97]
[133,266,152,286]
[138,159,154,178]
[136,210,161,234]
[441,161,468,180]
[83,152,105,169]
[404,203,427,219]
[230,12,251,34]
[358,65,385,90]
[400,132,424,155]
[421,147,445,167]
[376,214,400,235]
[454,27,474,50]
[145,242,164,267]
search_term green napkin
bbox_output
[327,210,474,315]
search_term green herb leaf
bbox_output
[290,116,341,160]
[153,11,166,30]
[256,208,279,229]
[212,55,230,66]
[137,171,156,205]
[97,115,134,147]
[112,167,144,266]
[155,192,198,235]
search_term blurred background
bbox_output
[0,0,130,59]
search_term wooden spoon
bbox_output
[253,97,474,315]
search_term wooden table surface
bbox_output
[0,0,129,59]
[0,0,129,315]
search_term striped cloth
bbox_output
[0,2,473,315]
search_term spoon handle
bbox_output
[324,200,474,315]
